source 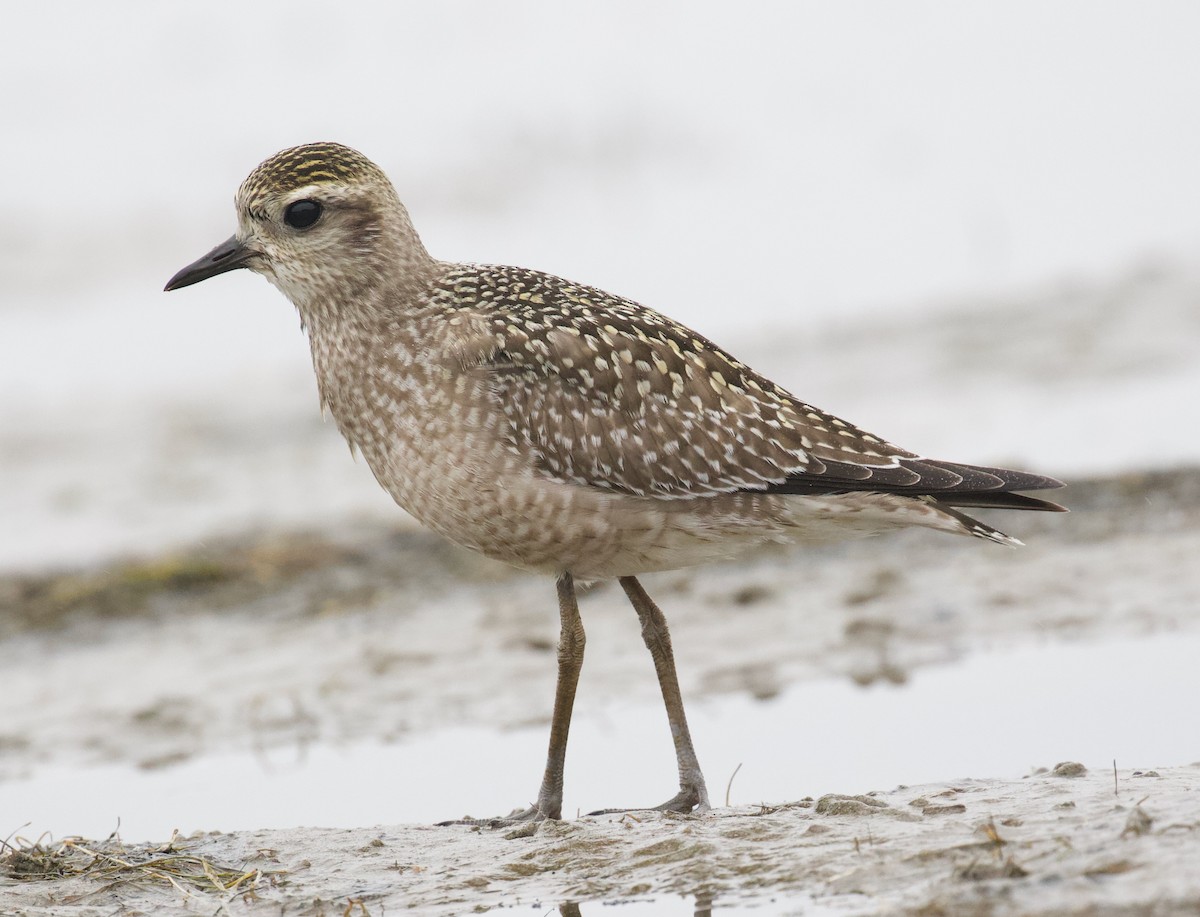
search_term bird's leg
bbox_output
[439,573,585,827]
[531,572,587,818]
[590,576,710,815]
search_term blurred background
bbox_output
[3,3,1200,861]
[3,0,1199,572]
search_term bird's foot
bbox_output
[587,784,710,817]
[436,803,557,830]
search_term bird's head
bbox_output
[165,142,431,318]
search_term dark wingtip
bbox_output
[922,460,1065,494]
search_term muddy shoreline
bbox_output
[2,466,1199,914]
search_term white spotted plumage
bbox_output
[177,143,1070,576]
[198,144,1067,578]
[167,141,1066,822]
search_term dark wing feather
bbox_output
[764,458,1066,511]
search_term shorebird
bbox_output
[165,142,1064,824]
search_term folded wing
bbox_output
[455,266,1064,512]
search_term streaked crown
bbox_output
[238,142,391,208]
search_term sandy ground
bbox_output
[2,467,1199,914]
[4,764,1199,917]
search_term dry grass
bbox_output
[1,828,285,902]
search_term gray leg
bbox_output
[531,572,586,819]
[617,575,710,813]
[439,573,584,826]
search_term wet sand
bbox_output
[2,468,1199,913]
[5,764,1199,916]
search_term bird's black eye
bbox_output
[284,199,322,229]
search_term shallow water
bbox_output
[5,630,1195,844]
